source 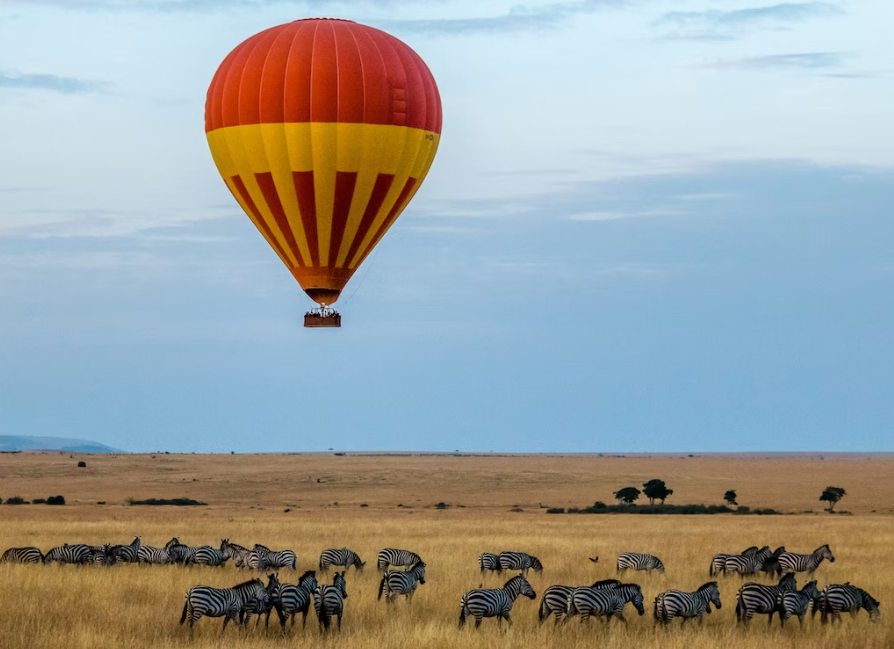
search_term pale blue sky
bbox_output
[0,0,892,452]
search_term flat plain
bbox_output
[0,452,891,649]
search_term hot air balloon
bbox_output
[205,19,443,327]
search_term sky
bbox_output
[0,0,892,453]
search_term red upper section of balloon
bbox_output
[205,19,443,135]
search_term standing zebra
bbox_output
[617,553,665,575]
[819,584,881,624]
[779,580,819,627]
[479,553,501,574]
[567,582,645,624]
[377,561,426,604]
[776,544,835,575]
[180,578,271,630]
[539,579,621,624]
[220,540,252,568]
[241,574,280,627]
[318,548,364,572]
[710,546,758,576]
[88,545,115,565]
[165,538,198,565]
[187,546,229,567]
[44,544,92,565]
[272,570,318,628]
[761,546,787,575]
[725,546,772,578]
[314,571,349,632]
[654,582,721,626]
[498,551,543,575]
[1,547,44,564]
[377,548,422,571]
[735,571,797,625]
[109,536,141,563]
[253,543,297,570]
[458,574,536,629]
[138,543,175,565]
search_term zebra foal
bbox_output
[378,561,426,604]
[459,575,536,629]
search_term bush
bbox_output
[47,495,65,505]
[126,497,207,506]
[32,498,47,504]
[435,502,449,510]
[6,496,28,505]
[554,503,780,515]
[546,507,565,514]
[77,461,86,468]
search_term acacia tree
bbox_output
[724,490,738,507]
[614,487,641,505]
[642,479,673,505]
[820,486,846,512]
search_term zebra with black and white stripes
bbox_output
[272,570,318,628]
[165,538,197,565]
[776,544,835,575]
[378,561,426,604]
[539,579,621,624]
[241,574,281,627]
[819,584,881,624]
[377,548,422,571]
[778,580,819,627]
[44,544,92,565]
[735,571,797,625]
[187,546,229,567]
[479,553,501,574]
[179,577,271,630]
[567,582,645,624]
[88,544,114,565]
[498,551,543,575]
[319,548,364,572]
[1,546,44,564]
[220,539,251,568]
[138,544,175,565]
[654,581,721,626]
[109,536,141,563]
[761,546,787,575]
[710,546,758,576]
[253,544,296,570]
[617,553,665,575]
[314,571,349,631]
[725,546,772,578]
[458,575,536,629]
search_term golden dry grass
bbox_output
[0,453,891,649]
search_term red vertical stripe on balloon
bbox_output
[366,177,417,255]
[292,171,320,266]
[230,175,290,263]
[255,172,303,266]
[330,171,358,268]
[345,173,395,267]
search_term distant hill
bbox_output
[0,435,123,453]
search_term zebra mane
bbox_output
[232,578,264,589]
[814,544,830,554]
[590,579,621,588]
[224,540,249,551]
[297,570,316,587]
[503,575,528,589]
[697,581,718,593]
[254,543,271,551]
[858,588,879,608]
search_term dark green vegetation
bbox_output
[125,497,207,506]
[820,486,847,512]
[547,502,780,515]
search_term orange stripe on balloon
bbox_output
[360,177,417,264]
[330,171,358,268]
[255,172,304,267]
[345,173,394,268]
[230,175,291,264]
[292,171,320,267]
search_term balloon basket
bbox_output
[304,307,341,328]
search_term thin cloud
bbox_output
[657,2,844,40]
[0,71,107,94]
[714,52,847,70]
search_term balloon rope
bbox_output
[341,247,380,306]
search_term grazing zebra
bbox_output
[498,551,543,575]
[778,580,820,627]
[377,548,422,571]
[617,553,665,575]
[567,582,645,624]
[44,544,92,565]
[319,548,364,572]
[819,584,881,624]
[272,570,318,628]
[187,546,229,567]
[1,547,44,564]
[654,581,721,626]
[735,572,797,625]
[710,546,758,576]
[314,571,349,632]
[479,553,501,574]
[138,544,174,565]
[253,543,296,570]
[776,544,835,575]
[539,579,621,624]
[378,561,426,604]
[725,546,772,578]
[179,578,270,630]
[220,539,251,568]
[458,574,536,629]
[88,545,115,565]
[109,536,141,563]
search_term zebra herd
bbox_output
[2,539,881,633]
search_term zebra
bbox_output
[479,553,501,574]
[567,582,645,624]
[377,548,422,571]
[498,551,543,575]
[272,569,318,628]
[88,544,115,565]
[710,546,758,576]
[654,581,721,626]
[617,552,665,575]
[778,580,820,627]
[819,584,881,624]
[220,539,251,568]
[776,544,835,575]
[44,544,92,565]
[138,544,175,565]
[761,546,787,575]
[725,546,772,578]
[539,579,621,624]
[458,574,536,629]
[179,577,271,630]
[165,538,197,565]
[109,536,141,563]
[735,571,797,625]
[253,543,296,570]
[187,546,229,567]
[1,547,44,564]
[241,574,281,627]
[377,561,426,604]
[314,571,349,632]
[319,548,364,572]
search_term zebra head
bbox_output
[699,581,721,610]
[779,572,797,591]
[504,575,536,601]
[655,558,666,574]
[621,584,645,615]
[859,589,881,622]
[266,572,281,595]
[818,544,835,563]
[130,536,141,548]
[297,570,317,592]
[352,555,366,571]
[411,561,426,584]
[530,556,544,574]
[802,581,820,600]
[333,571,348,598]
[741,546,759,557]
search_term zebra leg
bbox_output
[767,610,775,626]
[474,616,482,629]
[504,613,512,628]
[337,613,342,631]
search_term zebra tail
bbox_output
[538,595,549,622]
[653,595,661,622]
[459,597,468,628]
[179,594,190,625]
[377,574,387,601]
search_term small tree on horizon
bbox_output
[724,490,738,507]
[614,487,641,505]
[642,479,673,505]
[820,486,846,512]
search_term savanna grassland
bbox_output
[0,452,892,649]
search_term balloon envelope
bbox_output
[205,18,443,306]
